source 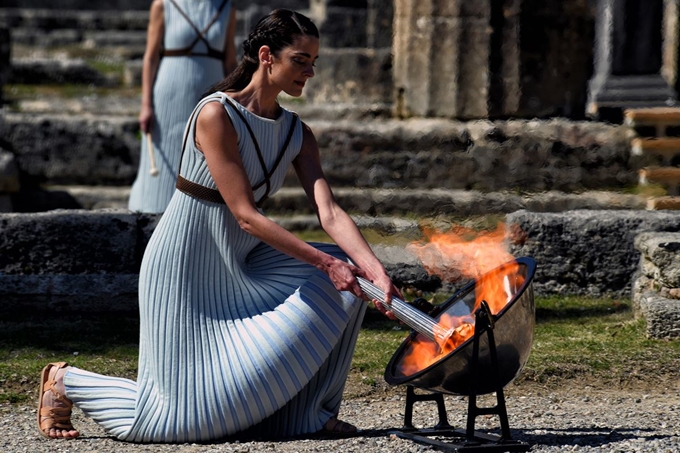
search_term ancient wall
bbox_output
[0,0,604,119]
[3,113,644,195]
[507,210,680,297]
[3,210,680,313]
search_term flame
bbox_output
[398,223,525,375]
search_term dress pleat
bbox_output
[65,92,366,442]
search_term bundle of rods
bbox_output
[356,277,454,346]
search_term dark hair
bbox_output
[205,9,319,95]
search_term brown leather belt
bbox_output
[176,175,226,204]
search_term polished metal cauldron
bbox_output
[384,257,536,396]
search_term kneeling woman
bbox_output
[38,8,399,442]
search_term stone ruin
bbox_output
[633,232,680,339]
[0,1,680,339]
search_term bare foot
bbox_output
[38,363,80,439]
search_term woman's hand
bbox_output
[324,259,401,321]
[139,105,154,133]
[369,271,400,320]
[324,258,367,299]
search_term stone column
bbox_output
[587,0,678,118]
[662,0,680,94]
[309,0,368,48]
[392,0,492,119]
[367,0,394,48]
[488,0,521,117]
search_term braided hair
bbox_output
[205,9,319,94]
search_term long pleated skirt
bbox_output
[64,191,366,443]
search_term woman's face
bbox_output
[269,34,319,97]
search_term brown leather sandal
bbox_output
[321,416,358,436]
[37,362,78,439]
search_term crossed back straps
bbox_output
[176,94,299,208]
[161,0,229,60]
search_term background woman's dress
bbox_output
[128,0,232,213]
[64,93,366,442]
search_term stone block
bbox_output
[636,290,680,339]
[506,210,680,297]
[4,112,139,186]
[0,210,143,274]
[303,48,392,104]
[0,150,20,193]
[634,232,680,288]
[0,274,139,313]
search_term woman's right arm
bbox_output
[139,0,164,133]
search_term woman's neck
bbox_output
[229,79,281,119]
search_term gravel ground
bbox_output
[7,384,679,453]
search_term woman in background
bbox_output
[128,0,237,213]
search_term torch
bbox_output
[357,277,455,349]
[146,132,159,176]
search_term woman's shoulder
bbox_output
[196,102,231,133]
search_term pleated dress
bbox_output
[63,92,367,443]
[128,0,232,213]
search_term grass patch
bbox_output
[2,296,678,405]
[0,312,139,404]
[522,296,680,389]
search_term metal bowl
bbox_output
[384,257,536,395]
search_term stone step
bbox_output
[7,45,393,107]
[38,185,647,216]
[10,27,148,50]
[0,8,149,31]
[2,111,640,192]
[638,167,680,195]
[646,196,680,210]
[9,57,121,86]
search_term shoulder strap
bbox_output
[252,113,299,192]
[220,95,271,194]
[177,93,299,208]
[221,96,299,201]
[166,0,229,55]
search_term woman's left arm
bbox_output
[293,122,402,311]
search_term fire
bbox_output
[398,223,525,375]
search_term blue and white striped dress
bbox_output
[128,0,232,213]
[64,93,366,443]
